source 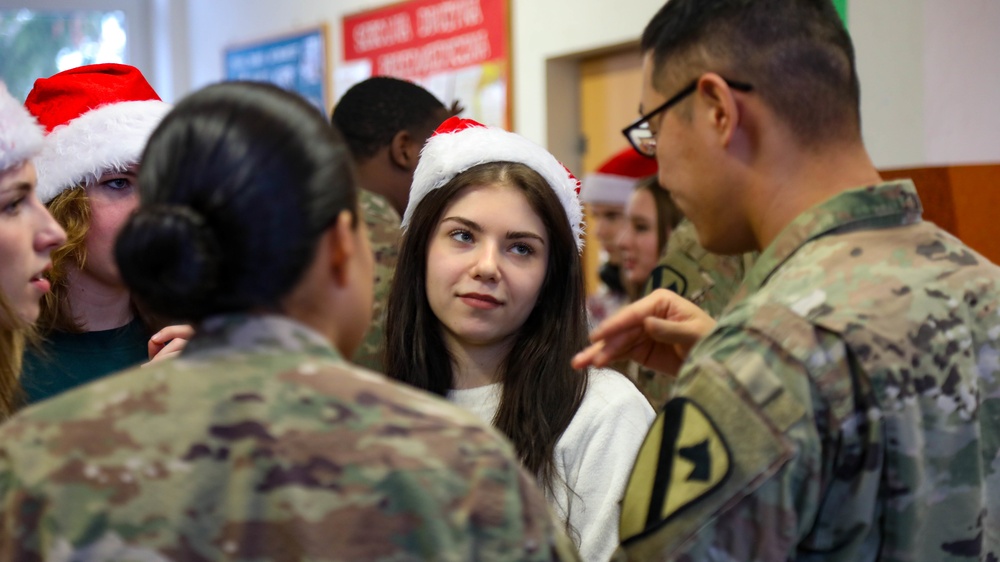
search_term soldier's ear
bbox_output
[327,210,357,287]
[388,129,420,171]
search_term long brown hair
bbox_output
[384,161,588,492]
[37,186,89,333]
[0,294,28,420]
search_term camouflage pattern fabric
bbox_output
[617,180,1000,561]
[353,189,402,371]
[0,314,579,561]
[636,218,756,408]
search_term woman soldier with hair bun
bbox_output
[0,82,576,562]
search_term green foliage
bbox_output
[0,10,114,102]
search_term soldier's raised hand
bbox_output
[572,289,715,375]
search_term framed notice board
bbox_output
[338,0,510,128]
[225,25,330,112]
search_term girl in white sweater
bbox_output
[384,117,655,561]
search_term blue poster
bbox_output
[225,27,328,112]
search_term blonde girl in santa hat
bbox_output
[19,64,189,404]
[0,82,66,419]
[384,116,656,561]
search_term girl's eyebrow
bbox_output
[441,216,482,232]
[507,231,545,244]
[442,216,545,244]
[0,181,32,196]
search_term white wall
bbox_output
[921,0,1000,166]
[851,0,926,168]
[180,0,1000,170]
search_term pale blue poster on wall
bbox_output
[225,26,329,112]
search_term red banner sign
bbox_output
[343,0,507,79]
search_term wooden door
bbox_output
[579,46,643,295]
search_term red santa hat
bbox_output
[24,63,171,203]
[405,116,585,252]
[580,146,658,206]
[0,82,44,173]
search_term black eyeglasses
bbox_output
[621,78,753,158]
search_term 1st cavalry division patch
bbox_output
[619,397,731,543]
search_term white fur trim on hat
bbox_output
[579,173,636,206]
[405,121,585,252]
[0,83,44,173]
[35,99,170,203]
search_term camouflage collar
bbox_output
[183,314,343,361]
[731,180,922,306]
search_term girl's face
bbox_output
[617,188,662,286]
[425,182,549,353]
[0,161,66,326]
[80,164,140,288]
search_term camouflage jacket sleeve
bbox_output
[353,189,402,371]
[619,306,828,561]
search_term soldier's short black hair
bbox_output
[641,0,860,146]
[331,77,445,162]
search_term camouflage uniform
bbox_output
[618,180,1000,561]
[636,219,756,407]
[0,314,578,561]
[354,189,402,371]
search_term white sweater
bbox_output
[448,368,655,561]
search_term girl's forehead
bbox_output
[444,182,528,212]
[439,183,547,231]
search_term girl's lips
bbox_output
[30,277,52,294]
[459,293,502,310]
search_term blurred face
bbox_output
[587,202,625,264]
[80,164,140,288]
[425,182,548,353]
[0,161,67,326]
[617,188,661,287]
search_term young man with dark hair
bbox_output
[575,1,1000,560]
[331,77,456,370]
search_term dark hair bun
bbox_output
[115,204,221,320]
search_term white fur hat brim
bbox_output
[35,100,171,203]
[579,173,638,206]
[405,120,584,252]
[0,83,44,173]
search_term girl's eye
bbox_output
[510,242,534,256]
[449,229,473,243]
[2,197,24,216]
[104,177,132,190]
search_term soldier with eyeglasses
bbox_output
[575,1,1000,560]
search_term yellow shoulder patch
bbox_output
[620,397,730,542]
[646,264,688,296]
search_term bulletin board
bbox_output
[338,0,510,129]
[224,25,330,112]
